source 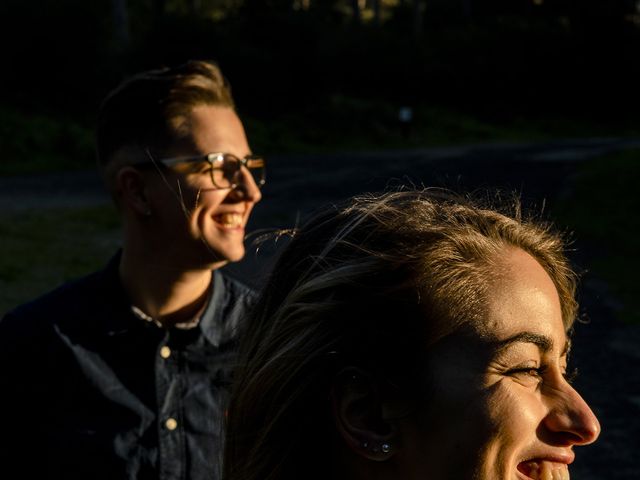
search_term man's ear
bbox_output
[331,367,403,462]
[116,166,153,217]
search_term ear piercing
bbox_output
[361,442,392,454]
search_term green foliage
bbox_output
[245,93,640,155]
[0,108,95,175]
[0,205,121,316]
[554,149,640,324]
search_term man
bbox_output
[0,60,264,479]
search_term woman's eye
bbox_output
[514,368,541,377]
[508,366,546,382]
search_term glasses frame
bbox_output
[141,150,266,190]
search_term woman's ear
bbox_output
[116,166,153,217]
[331,367,404,462]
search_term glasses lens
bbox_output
[245,156,266,187]
[222,154,242,187]
[210,154,266,189]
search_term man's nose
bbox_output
[543,381,601,447]
[229,166,262,203]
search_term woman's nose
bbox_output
[543,382,601,446]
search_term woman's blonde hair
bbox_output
[223,189,578,480]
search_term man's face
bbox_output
[145,104,262,269]
[395,248,600,480]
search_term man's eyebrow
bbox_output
[491,331,570,355]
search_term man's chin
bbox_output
[202,244,245,267]
[221,246,246,264]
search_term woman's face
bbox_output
[396,248,600,480]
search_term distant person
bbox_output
[0,60,265,480]
[223,189,600,480]
[398,105,413,138]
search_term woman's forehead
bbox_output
[485,249,561,325]
[433,248,569,357]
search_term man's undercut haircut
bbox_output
[96,60,235,170]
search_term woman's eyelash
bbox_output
[508,366,579,384]
[509,366,547,378]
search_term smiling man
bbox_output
[0,61,264,480]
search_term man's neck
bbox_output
[119,247,217,328]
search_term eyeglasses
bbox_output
[141,150,266,190]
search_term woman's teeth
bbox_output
[519,461,569,480]
[215,213,243,227]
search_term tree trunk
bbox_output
[189,0,202,16]
[351,0,361,24]
[111,0,130,49]
[153,0,166,25]
[461,0,472,20]
[372,0,381,26]
[413,0,423,39]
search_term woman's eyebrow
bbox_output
[493,331,567,354]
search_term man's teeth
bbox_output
[521,461,569,480]
[216,213,243,227]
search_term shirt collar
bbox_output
[198,269,226,346]
[96,252,226,345]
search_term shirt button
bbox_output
[165,418,178,431]
[160,346,171,359]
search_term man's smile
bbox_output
[213,212,244,229]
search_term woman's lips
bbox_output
[517,460,570,480]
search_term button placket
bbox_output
[156,333,184,479]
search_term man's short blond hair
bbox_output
[96,60,235,186]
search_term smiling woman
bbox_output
[223,189,600,480]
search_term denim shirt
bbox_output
[0,254,256,480]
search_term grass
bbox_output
[0,205,121,316]
[554,149,640,324]
[4,99,639,177]
[0,107,95,176]
[244,95,640,155]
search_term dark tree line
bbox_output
[1,0,639,121]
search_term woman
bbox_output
[224,190,600,480]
